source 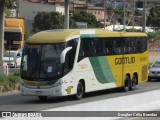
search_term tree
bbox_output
[4,0,13,17]
[32,11,64,33]
[147,6,160,30]
[32,11,77,33]
[69,16,77,29]
[5,0,13,9]
[73,11,103,28]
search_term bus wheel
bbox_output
[38,96,48,101]
[148,77,151,82]
[123,76,130,92]
[75,81,84,100]
[130,75,136,90]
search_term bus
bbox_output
[4,17,25,51]
[20,29,148,100]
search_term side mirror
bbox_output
[23,55,28,71]
[60,47,72,63]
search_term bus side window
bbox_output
[78,39,91,61]
[104,39,112,55]
[113,38,123,55]
[93,38,104,56]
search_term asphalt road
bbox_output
[0,80,160,111]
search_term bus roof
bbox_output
[4,27,22,32]
[26,29,147,44]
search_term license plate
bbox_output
[35,91,42,95]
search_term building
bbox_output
[19,0,64,33]
[27,0,64,5]
[71,1,104,21]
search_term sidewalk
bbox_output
[44,89,160,111]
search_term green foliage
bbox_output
[32,11,64,33]
[24,32,31,41]
[8,74,20,84]
[5,0,13,9]
[69,16,78,29]
[32,11,103,32]
[156,34,160,40]
[126,29,142,32]
[147,6,160,30]
[147,32,160,41]
[0,73,20,92]
[0,74,7,84]
[147,32,156,41]
[4,7,12,17]
[73,11,103,28]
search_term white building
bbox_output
[19,0,64,33]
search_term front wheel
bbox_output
[75,81,84,100]
[148,77,151,82]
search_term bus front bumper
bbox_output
[20,84,63,97]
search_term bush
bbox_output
[0,73,20,92]
[147,31,160,41]
[0,74,7,84]
[156,34,160,40]
[147,32,156,41]
[8,74,20,84]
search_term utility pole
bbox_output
[0,0,7,74]
[64,0,69,29]
[0,0,5,66]
[104,0,106,29]
[132,0,135,31]
[123,0,126,31]
[142,1,147,32]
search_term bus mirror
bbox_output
[23,55,28,71]
[60,47,72,63]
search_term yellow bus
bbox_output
[4,17,25,51]
[20,29,148,100]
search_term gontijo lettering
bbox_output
[115,57,135,65]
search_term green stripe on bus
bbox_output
[80,34,99,38]
[89,56,116,84]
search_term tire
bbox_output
[75,81,84,100]
[38,96,48,101]
[148,77,151,82]
[123,76,130,92]
[130,75,137,90]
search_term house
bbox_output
[71,0,104,21]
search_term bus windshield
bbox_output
[4,32,22,41]
[21,43,65,80]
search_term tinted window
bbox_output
[93,38,104,56]
[78,36,147,61]
[124,37,147,54]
